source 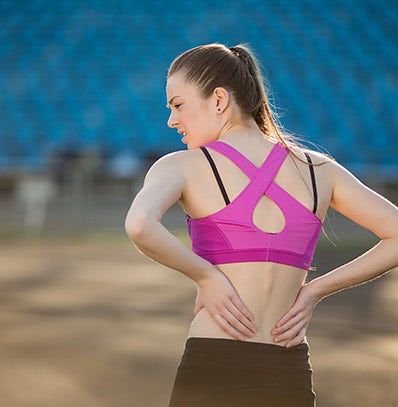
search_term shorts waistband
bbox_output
[180,337,311,370]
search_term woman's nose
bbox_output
[167,111,178,128]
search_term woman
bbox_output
[125,43,398,406]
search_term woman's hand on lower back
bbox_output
[271,283,320,348]
[193,271,257,341]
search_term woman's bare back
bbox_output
[187,263,307,345]
[179,137,333,345]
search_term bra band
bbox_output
[200,146,230,205]
[304,153,318,214]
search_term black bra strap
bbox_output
[304,152,318,214]
[200,146,230,205]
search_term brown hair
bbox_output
[167,42,296,149]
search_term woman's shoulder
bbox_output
[289,144,376,203]
[147,148,204,176]
[289,143,335,167]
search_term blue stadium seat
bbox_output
[0,0,396,178]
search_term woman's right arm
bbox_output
[125,152,256,340]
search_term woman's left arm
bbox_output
[272,159,398,347]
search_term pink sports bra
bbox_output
[186,141,322,270]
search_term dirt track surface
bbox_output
[0,235,397,406]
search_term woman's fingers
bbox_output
[213,314,243,340]
[273,314,309,345]
[230,294,255,322]
[195,272,257,340]
[211,307,255,340]
[274,306,300,329]
[269,285,319,347]
[209,298,257,340]
[228,296,256,330]
[272,310,302,335]
[223,304,256,337]
[285,328,306,348]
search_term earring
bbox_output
[217,108,221,112]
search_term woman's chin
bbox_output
[185,141,196,150]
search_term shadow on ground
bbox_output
[0,232,397,406]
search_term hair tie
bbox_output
[229,47,240,58]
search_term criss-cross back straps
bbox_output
[204,141,289,191]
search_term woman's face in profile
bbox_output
[166,72,219,149]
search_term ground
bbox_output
[0,232,397,407]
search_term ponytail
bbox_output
[228,44,291,148]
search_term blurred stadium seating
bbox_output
[0,0,397,232]
[0,0,396,175]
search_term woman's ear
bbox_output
[213,87,230,113]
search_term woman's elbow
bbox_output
[125,213,150,243]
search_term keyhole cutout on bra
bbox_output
[252,194,286,234]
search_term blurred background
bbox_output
[0,0,397,406]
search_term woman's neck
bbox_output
[217,117,264,143]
